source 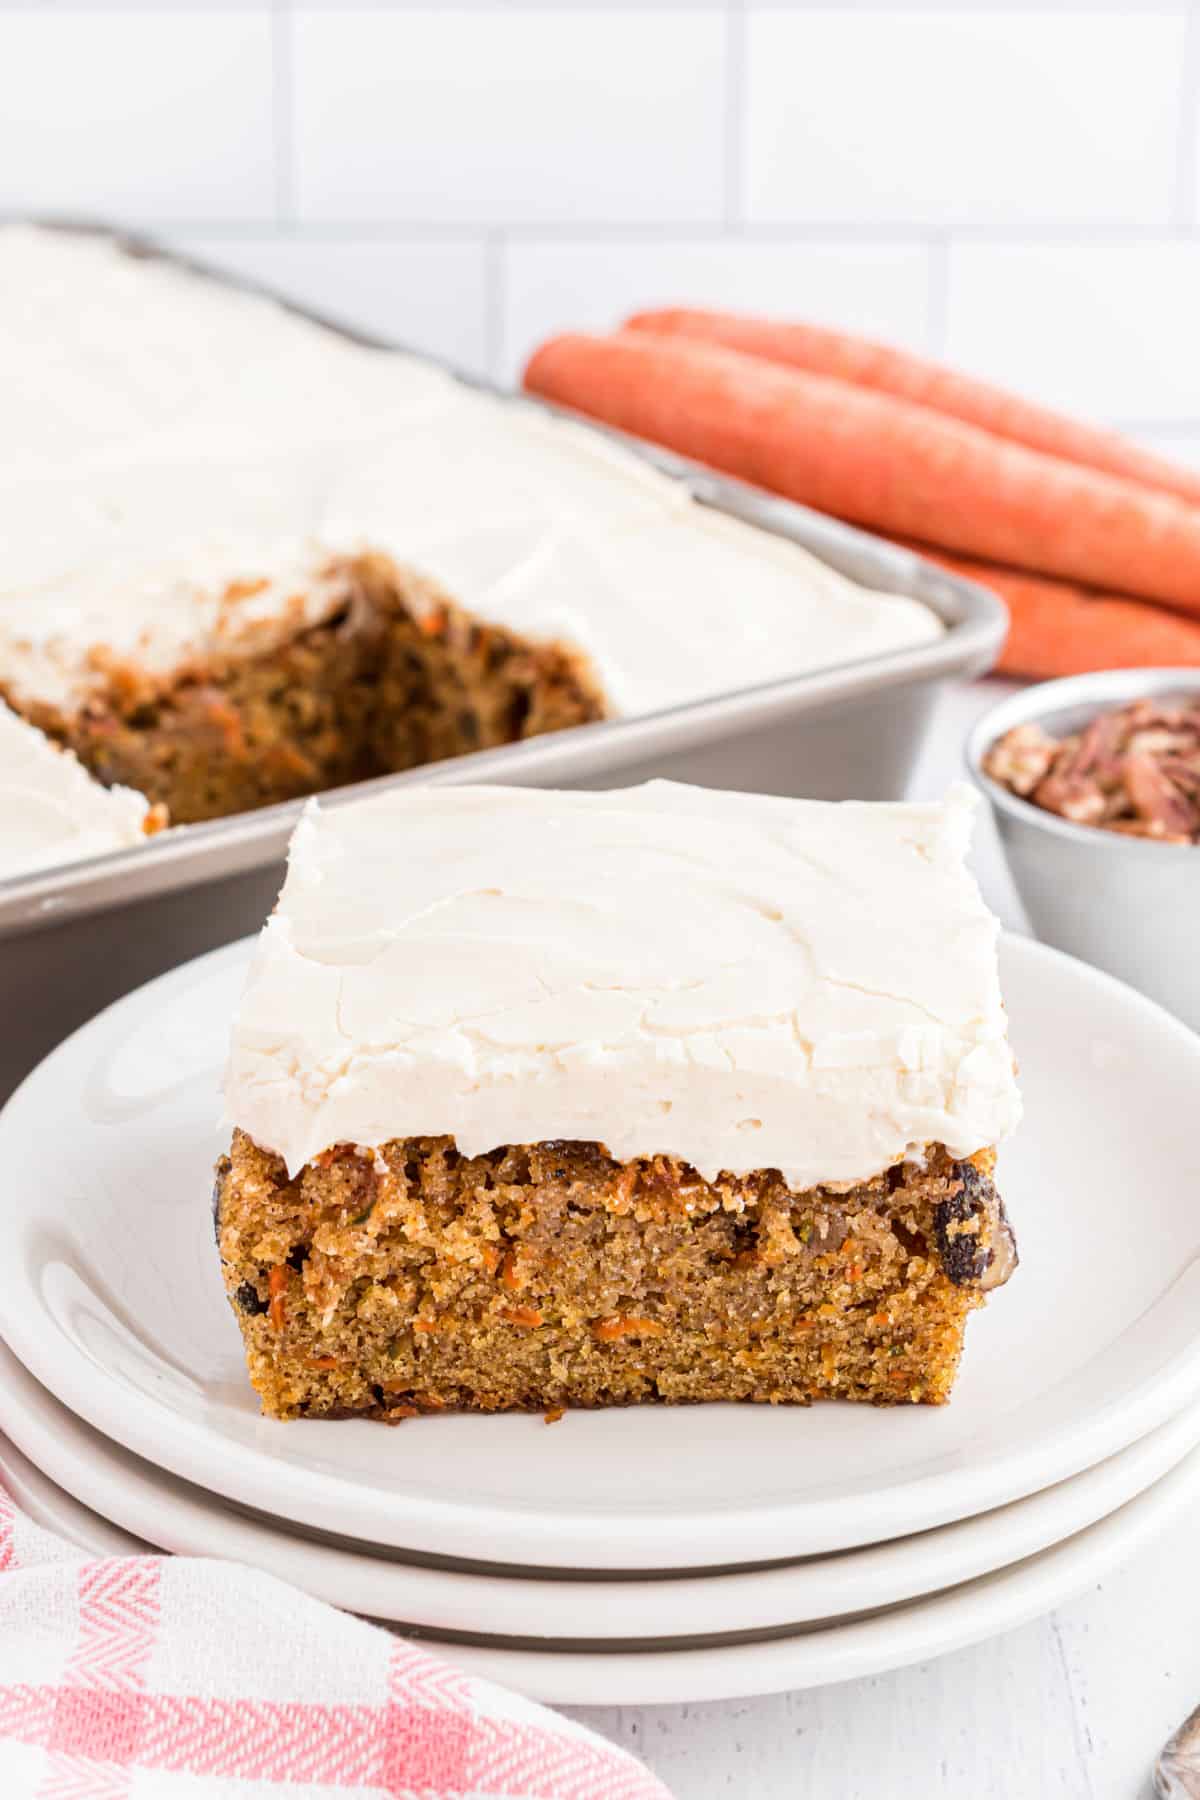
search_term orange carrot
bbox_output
[894,538,1200,680]
[523,330,1200,617]
[627,308,1200,508]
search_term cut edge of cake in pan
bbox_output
[7,552,607,826]
[216,781,1022,1419]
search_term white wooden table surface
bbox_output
[568,679,1198,1800]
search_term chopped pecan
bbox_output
[1122,752,1196,837]
[986,697,1200,844]
[982,722,1058,796]
[1030,764,1107,825]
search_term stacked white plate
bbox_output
[2,932,1200,1705]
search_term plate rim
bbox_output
[4,929,1200,1567]
[3,1389,1196,1708]
[1,1336,1198,1640]
[429,1444,1200,1704]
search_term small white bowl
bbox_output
[967,668,1200,1033]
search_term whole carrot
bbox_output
[627,307,1200,508]
[524,331,1200,617]
[895,539,1200,680]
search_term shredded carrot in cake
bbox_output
[500,1250,526,1290]
[498,1305,543,1329]
[591,1314,664,1342]
[268,1265,288,1332]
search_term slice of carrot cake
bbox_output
[216,780,1021,1420]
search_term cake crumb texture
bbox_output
[13,555,604,824]
[215,1131,1015,1420]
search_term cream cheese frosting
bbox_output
[0,227,941,718]
[224,781,1021,1188]
[0,700,152,882]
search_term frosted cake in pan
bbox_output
[0,228,940,853]
[0,699,160,881]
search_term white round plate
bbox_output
[1,1338,1198,1641]
[2,933,1200,1569]
[434,1445,1200,1702]
[4,1410,1196,1708]
[0,1430,146,1558]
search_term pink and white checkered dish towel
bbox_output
[0,1481,672,1800]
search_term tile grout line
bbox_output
[484,231,506,382]
[925,235,950,359]
[0,0,1188,7]
[272,0,295,227]
[1174,0,1200,227]
[1112,417,1200,436]
[82,220,1200,246]
[723,0,747,232]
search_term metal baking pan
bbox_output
[0,224,1007,1097]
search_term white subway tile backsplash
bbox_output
[945,243,1200,424]
[168,234,491,373]
[0,11,275,221]
[3,1,1200,446]
[746,0,1183,8]
[292,8,727,226]
[743,9,1185,227]
[284,0,726,7]
[500,237,933,384]
[293,5,723,226]
[0,1,266,7]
